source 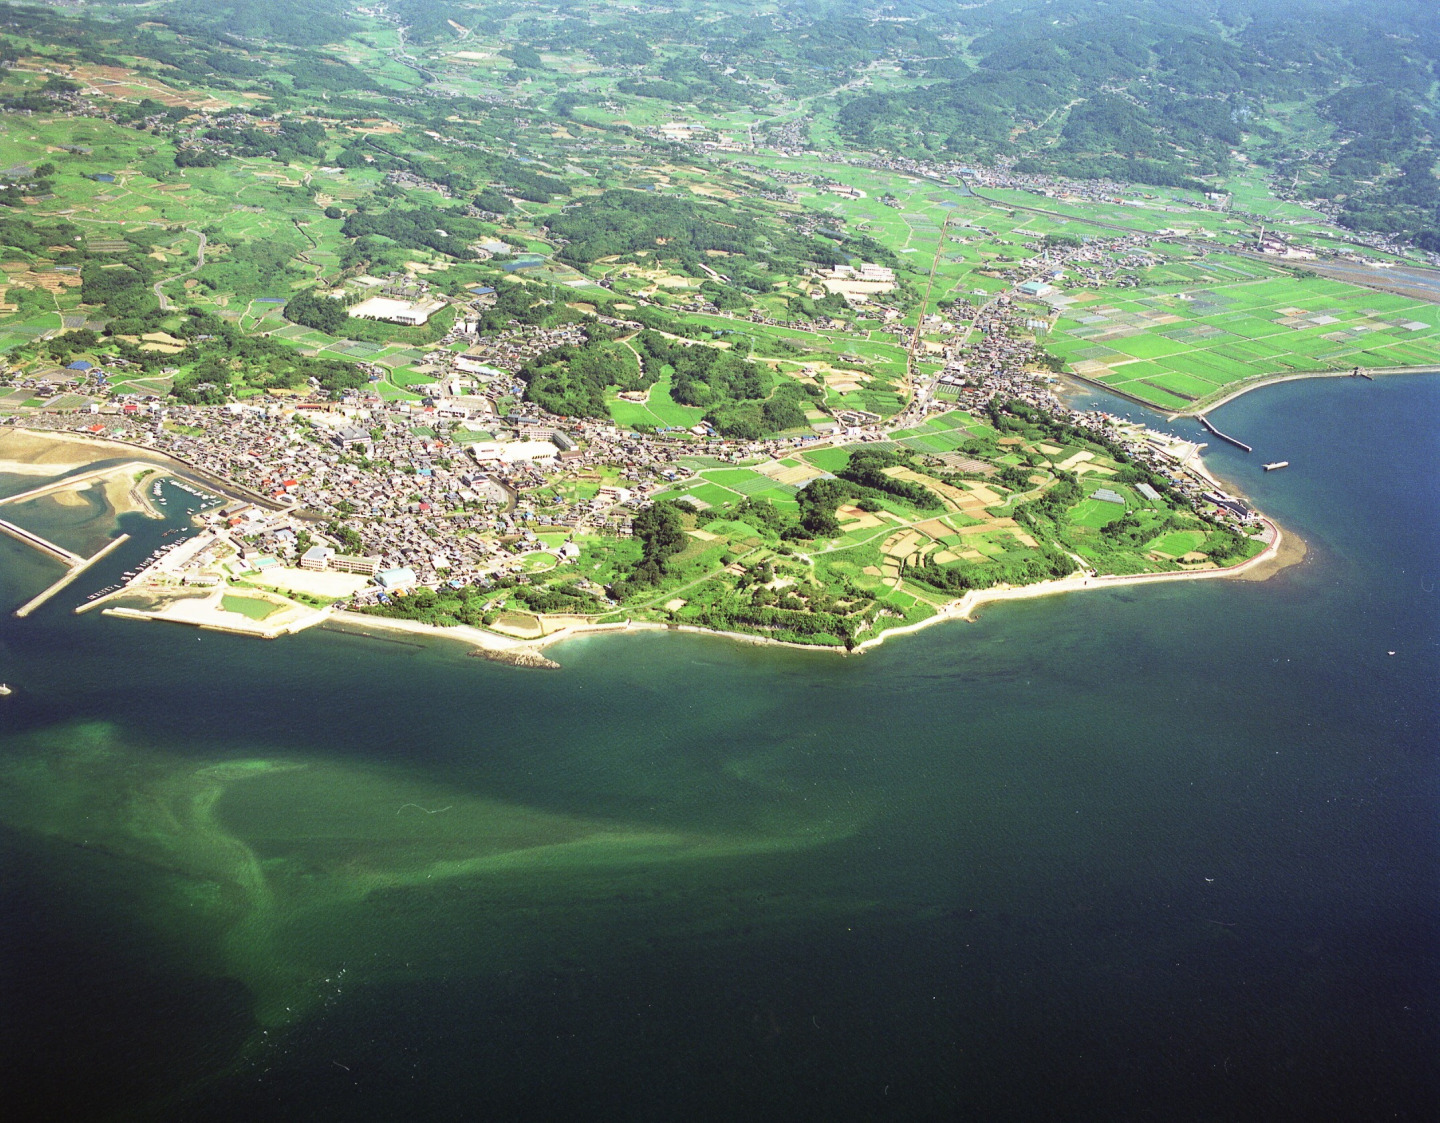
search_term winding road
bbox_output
[153,229,207,311]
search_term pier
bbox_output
[1197,414,1252,453]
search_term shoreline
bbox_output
[1179,365,1438,417]
[1063,365,1436,421]
[7,426,291,512]
[850,518,1296,654]
[325,516,1300,664]
[4,420,1304,667]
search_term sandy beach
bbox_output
[326,611,564,667]
[844,519,1295,654]
[6,426,287,511]
[104,587,330,640]
[6,420,1303,666]
[0,429,121,475]
[0,457,170,523]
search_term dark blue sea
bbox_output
[1,374,1436,1121]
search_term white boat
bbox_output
[1263,461,1288,471]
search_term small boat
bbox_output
[0,684,11,696]
[1263,461,1288,471]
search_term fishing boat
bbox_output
[1263,461,1289,471]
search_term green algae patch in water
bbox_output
[0,722,876,1031]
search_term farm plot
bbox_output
[1047,263,1440,409]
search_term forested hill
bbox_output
[526,0,1435,242]
[831,1,1435,199]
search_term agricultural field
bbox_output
[547,398,1264,648]
[1042,263,1440,411]
[650,459,823,516]
[0,0,1430,617]
[605,370,708,430]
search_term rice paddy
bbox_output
[1044,265,1440,410]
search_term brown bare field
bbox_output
[836,504,884,529]
[71,64,228,109]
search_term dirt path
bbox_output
[153,228,207,310]
[292,219,327,283]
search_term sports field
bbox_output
[220,594,280,621]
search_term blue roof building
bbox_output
[67,360,93,371]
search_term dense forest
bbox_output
[516,326,815,438]
[833,0,1435,199]
[547,189,766,267]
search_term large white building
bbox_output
[348,296,447,326]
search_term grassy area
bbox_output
[220,594,280,620]
[605,368,708,430]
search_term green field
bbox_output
[605,370,708,430]
[221,594,280,621]
[1148,529,1207,557]
[1045,262,1440,409]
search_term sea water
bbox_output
[0,377,1435,1121]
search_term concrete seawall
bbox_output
[0,517,83,566]
[15,533,130,618]
[1197,414,1252,453]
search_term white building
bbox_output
[348,296,447,326]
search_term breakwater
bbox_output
[0,516,83,565]
[14,533,129,618]
[1197,413,1252,452]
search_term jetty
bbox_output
[0,517,84,566]
[1196,414,1252,453]
[0,463,153,510]
[14,533,130,618]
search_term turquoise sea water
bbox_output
[0,376,1436,1121]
